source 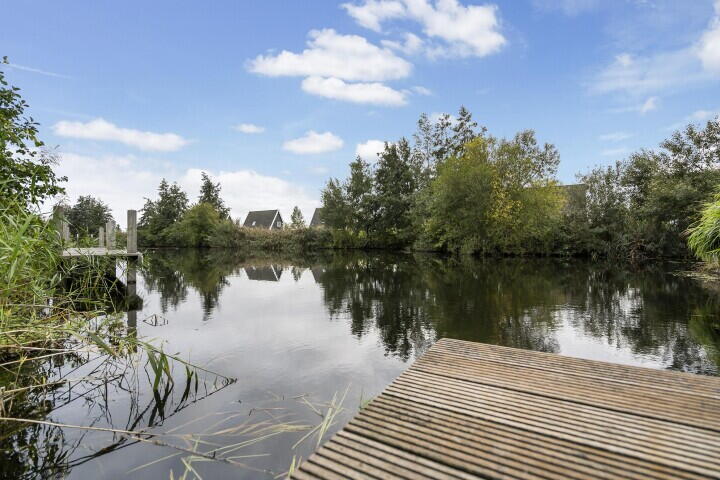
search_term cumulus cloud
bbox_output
[52,153,318,227]
[233,123,265,134]
[697,0,720,73]
[283,131,344,155]
[411,85,432,95]
[248,29,411,82]
[381,32,425,55]
[301,76,407,106]
[53,118,189,152]
[342,0,405,31]
[343,0,506,58]
[355,139,386,162]
[599,132,634,142]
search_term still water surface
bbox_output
[4,249,720,478]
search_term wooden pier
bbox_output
[292,338,720,480]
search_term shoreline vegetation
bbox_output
[128,107,720,264]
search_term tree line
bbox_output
[320,106,720,260]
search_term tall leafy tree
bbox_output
[139,179,189,245]
[345,157,376,234]
[374,138,418,244]
[450,105,482,157]
[320,178,351,230]
[290,206,306,229]
[66,195,113,236]
[198,172,230,219]
[0,57,65,206]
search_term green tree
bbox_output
[290,206,306,229]
[426,133,564,254]
[198,171,230,219]
[139,179,189,245]
[374,138,418,245]
[320,178,351,230]
[345,156,376,234]
[169,202,221,247]
[0,58,65,206]
[66,195,113,237]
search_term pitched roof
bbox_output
[310,208,325,227]
[243,209,281,228]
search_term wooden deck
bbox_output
[61,247,141,258]
[292,338,720,480]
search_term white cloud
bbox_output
[355,140,386,162]
[233,123,265,134]
[697,0,720,73]
[53,118,189,152]
[411,85,432,95]
[342,0,405,31]
[301,76,407,106]
[639,96,658,114]
[610,96,659,115]
[180,169,318,222]
[344,0,506,58]
[382,32,425,55]
[689,109,720,121]
[591,49,711,96]
[666,108,720,130]
[248,28,411,82]
[531,0,599,16]
[7,62,71,79]
[601,147,629,157]
[592,3,720,97]
[599,132,634,142]
[53,153,318,227]
[283,131,344,155]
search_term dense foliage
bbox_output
[0,58,65,207]
[66,194,114,237]
[321,107,720,260]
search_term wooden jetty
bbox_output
[58,209,140,260]
[292,338,720,480]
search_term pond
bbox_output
[3,249,720,478]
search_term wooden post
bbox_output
[54,206,70,244]
[127,210,137,254]
[106,220,116,249]
[98,226,105,247]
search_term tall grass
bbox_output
[687,190,720,263]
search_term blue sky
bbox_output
[3,0,720,224]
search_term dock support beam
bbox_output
[98,226,105,247]
[127,210,137,255]
[106,220,116,249]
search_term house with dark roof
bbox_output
[243,209,284,230]
[309,208,325,228]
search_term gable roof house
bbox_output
[310,208,325,228]
[243,209,284,230]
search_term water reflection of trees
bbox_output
[141,249,720,373]
[312,253,720,373]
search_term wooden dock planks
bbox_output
[291,338,720,480]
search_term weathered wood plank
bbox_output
[291,339,720,480]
